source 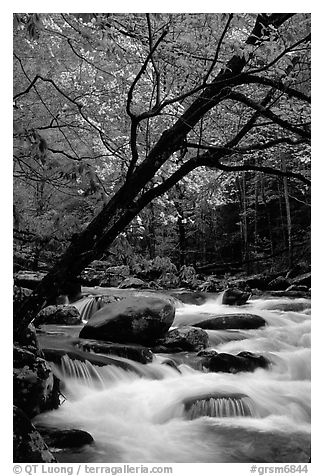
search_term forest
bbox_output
[13,13,311,466]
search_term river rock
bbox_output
[168,289,208,305]
[38,428,94,448]
[199,350,269,373]
[14,323,43,356]
[74,339,154,364]
[192,313,266,330]
[33,305,81,327]
[13,406,57,463]
[100,265,131,287]
[268,276,291,291]
[14,270,46,290]
[152,326,209,352]
[119,277,147,289]
[222,287,251,305]
[79,296,175,345]
[13,285,33,313]
[13,346,60,418]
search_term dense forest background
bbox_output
[13,13,310,310]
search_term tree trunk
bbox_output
[281,153,293,268]
[13,13,294,338]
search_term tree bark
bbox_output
[13,13,296,338]
[281,153,293,268]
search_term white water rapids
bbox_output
[35,295,311,463]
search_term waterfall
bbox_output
[73,295,105,321]
[36,293,311,463]
[184,394,257,419]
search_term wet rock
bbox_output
[268,276,291,291]
[168,289,208,305]
[79,296,175,345]
[153,326,209,352]
[13,346,60,418]
[74,339,154,364]
[222,287,251,305]
[197,349,219,358]
[14,323,43,357]
[199,350,270,373]
[38,427,93,449]
[13,285,32,313]
[119,277,147,289]
[99,265,131,287]
[192,313,266,330]
[13,406,57,463]
[34,305,81,327]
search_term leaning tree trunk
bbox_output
[13,13,294,338]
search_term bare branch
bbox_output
[228,91,310,139]
[187,137,308,155]
[247,33,311,75]
[241,73,310,103]
[210,159,311,185]
[203,14,234,84]
[126,28,168,118]
[146,14,161,107]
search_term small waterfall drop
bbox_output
[73,295,105,321]
[184,394,257,419]
[36,293,311,463]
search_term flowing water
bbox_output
[35,294,311,463]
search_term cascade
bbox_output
[184,394,257,419]
[73,295,105,321]
[36,293,311,463]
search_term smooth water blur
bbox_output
[36,295,311,463]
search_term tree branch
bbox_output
[187,137,308,155]
[126,28,168,118]
[203,13,234,84]
[228,91,310,139]
[209,159,311,185]
[241,73,311,103]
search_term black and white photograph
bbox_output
[12,9,311,469]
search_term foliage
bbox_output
[13,13,311,278]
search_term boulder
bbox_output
[13,285,32,313]
[34,305,81,327]
[14,323,43,357]
[13,406,57,463]
[100,265,131,287]
[168,289,208,305]
[14,270,46,290]
[79,296,175,345]
[192,313,266,330]
[222,287,251,305]
[153,326,209,352]
[199,350,270,373]
[38,427,93,449]
[268,276,291,291]
[119,277,147,289]
[74,339,154,364]
[13,346,60,418]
